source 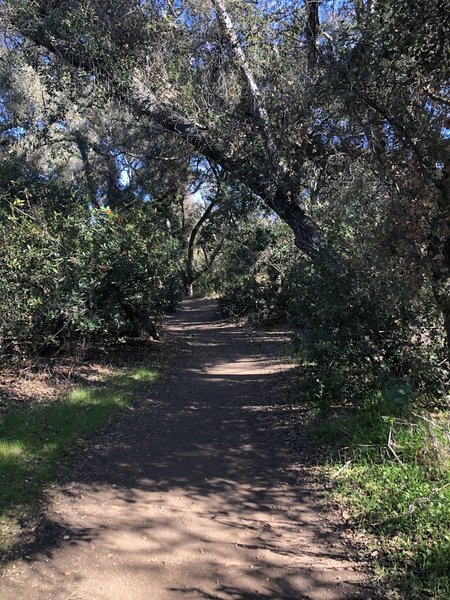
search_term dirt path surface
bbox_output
[0,300,371,599]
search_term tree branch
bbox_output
[211,0,285,180]
[6,2,325,256]
[305,1,320,73]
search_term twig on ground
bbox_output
[388,423,405,468]
[408,482,450,515]
[331,459,352,479]
[62,580,90,600]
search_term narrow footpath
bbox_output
[0,300,371,599]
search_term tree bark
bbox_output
[184,199,216,297]
[73,130,100,207]
[211,0,284,179]
[305,1,320,73]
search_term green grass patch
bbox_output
[315,401,450,599]
[0,365,157,555]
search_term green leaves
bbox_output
[0,181,182,357]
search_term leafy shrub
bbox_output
[0,177,182,357]
[214,218,297,323]
[291,252,447,408]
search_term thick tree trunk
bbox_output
[183,199,216,298]
[265,188,324,254]
[184,261,195,298]
[74,130,99,207]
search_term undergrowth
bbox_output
[0,365,157,556]
[314,396,450,599]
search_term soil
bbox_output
[0,342,161,406]
[0,299,374,599]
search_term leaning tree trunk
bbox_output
[183,200,216,298]
[184,251,196,298]
[184,280,195,298]
[10,2,326,260]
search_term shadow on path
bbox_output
[0,300,371,600]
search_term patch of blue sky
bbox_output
[190,187,204,206]
[118,168,131,189]
[1,30,23,51]
[189,55,205,68]
[383,121,396,148]
[128,184,152,203]
[252,0,346,18]
[115,152,143,189]
[424,97,449,119]
[36,171,50,181]
[1,125,26,140]
[0,97,9,124]
[54,121,70,131]
[39,53,52,65]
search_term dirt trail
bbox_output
[0,299,371,599]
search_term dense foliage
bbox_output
[215,163,448,406]
[0,1,448,595]
[209,152,449,600]
[0,167,181,357]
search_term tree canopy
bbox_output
[0,0,448,353]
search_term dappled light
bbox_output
[0,300,369,599]
[1,0,448,596]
